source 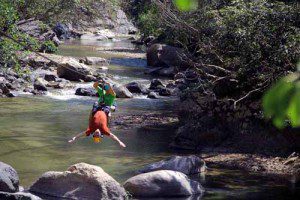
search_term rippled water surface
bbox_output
[0,38,298,199]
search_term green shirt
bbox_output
[97,86,116,106]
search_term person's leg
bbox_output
[101,106,111,125]
[90,101,99,123]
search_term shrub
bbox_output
[40,40,58,53]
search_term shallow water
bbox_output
[0,38,299,199]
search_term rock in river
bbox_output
[138,155,206,175]
[149,79,164,90]
[57,58,93,82]
[75,88,98,97]
[125,82,149,94]
[124,170,204,198]
[0,161,19,193]
[113,85,133,98]
[146,44,190,68]
[29,163,127,200]
[147,92,159,99]
[84,57,108,66]
[33,78,48,91]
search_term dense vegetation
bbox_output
[0,0,120,71]
[125,0,300,129]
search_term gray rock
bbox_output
[125,82,149,94]
[138,156,206,175]
[166,81,176,89]
[0,82,10,95]
[53,22,81,40]
[46,80,70,89]
[0,162,19,193]
[44,73,57,82]
[0,77,7,84]
[29,163,126,200]
[75,88,98,97]
[57,58,92,82]
[84,75,97,82]
[159,88,172,96]
[17,19,58,45]
[6,92,17,98]
[0,191,41,200]
[84,57,107,66]
[33,78,48,91]
[147,92,159,99]
[124,170,204,198]
[149,79,164,90]
[113,85,133,98]
[147,44,191,68]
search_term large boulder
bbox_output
[138,156,206,175]
[53,22,82,40]
[0,192,41,200]
[146,44,191,68]
[0,162,19,193]
[17,19,58,46]
[124,170,204,198]
[75,88,98,97]
[113,85,133,98]
[29,163,127,200]
[57,58,93,82]
[114,9,137,34]
[125,82,149,94]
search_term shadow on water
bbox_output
[110,57,147,68]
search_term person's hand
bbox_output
[119,142,126,148]
[68,137,76,143]
[93,82,99,89]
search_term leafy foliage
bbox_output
[173,0,198,11]
[137,4,163,37]
[130,0,300,129]
[263,66,300,128]
[41,41,58,53]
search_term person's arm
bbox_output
[68,131,85,143]
[108,133,126,148]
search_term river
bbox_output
[0,38,298,199]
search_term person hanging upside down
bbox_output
[68,110,126,148]
[90,80,116,124]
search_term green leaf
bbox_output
[263,75,296,129]
[287,83,300,127]
[273,117,285,129]
[173,0,198,11]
